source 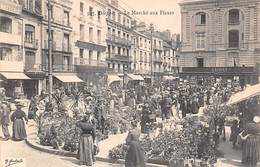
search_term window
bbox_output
[112,29,115,35]
[228,52,239,67]
[63,11,70,26]
[80,2,84,14]
[25,0,34,11]
[118,13,121,23]
[229,9,239,25]
[197,58,204,68]
[25,24,35,43]
[89,50,93,64]
[123,33,126,39]
[112,11,115,20]
[0,47,12,61]
[80,24,84,40]
[97,11,101,22]
[108,27,111,34]
[108,9,111,19]
[25,51,35,70]
[63,33,70,52]
[97,52,100,63]
[196,12,206,25]
[118,47,121,55]
[196,33,205,49]
[89,27,93,42]
[89,6,93,17]
[79,49,84,58]
[0,17,12,33]
[123,17,126,25]
[63,56,70,70]
[97,30,101,44]
[127,34,129,40]
[229,30,239,48]
[118,64,121,72]
[118,31,121,37]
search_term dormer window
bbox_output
[196,12,206,25]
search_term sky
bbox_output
[119,0,182,34]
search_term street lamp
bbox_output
[48,0,53,100]
[150,24,154,86]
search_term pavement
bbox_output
[0,120,123,167]
[216,127,243,167]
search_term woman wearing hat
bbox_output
[240,116,260,167]
[10,103,28,141]
[76,112,96,166]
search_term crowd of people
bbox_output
[0,77,259,167]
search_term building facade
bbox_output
[105,0,132,74]
[72,0,107,86]
[19,0,43,98]
[0,0,28,97]
[41,0,75,89]
[179,0,260,83]
[131,31,151,79]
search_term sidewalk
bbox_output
[216,127,243,167]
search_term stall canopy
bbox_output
[127,74,144,81]
[0,72,31,80]
[227,83,260,105]
[107,74,122,86]
[53,73,84,83]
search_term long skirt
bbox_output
[242,135,260,167]
[77,135,94,166]
[12,119,27,141]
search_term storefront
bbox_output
[180,67,258,85]
[0,72,31,98]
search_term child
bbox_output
[229,120,239,149]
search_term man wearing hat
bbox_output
[0,101,11,140]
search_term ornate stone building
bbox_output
[179,0,260,83]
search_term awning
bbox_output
[53,73,84,83]
[227,83,260,105]
[107,75,122,85]
[127,74,144,81]
[0,72,31,80]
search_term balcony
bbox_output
[74,58,106,67]
[106,34,132,46]
[153,45,163,50]
[44,40,56,50]
[106,53,130,62]
[42,64,75,72]
[0,32,22,46]
[24,39,38,49]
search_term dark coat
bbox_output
[125,139,146,167]
[0,106,10,125]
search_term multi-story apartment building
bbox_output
[179,0,260,84]
[41,0,81,88]
[19,0,43,98]
[131,30,151,79]
[72,0,107,85]
[105,0,132,74]
[0,0,30,97]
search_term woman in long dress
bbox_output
[240,116,260,167]
[11,103,28,141]
[76,113,96,166]
[125,121,146,167]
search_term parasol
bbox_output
[226,83,260,105]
